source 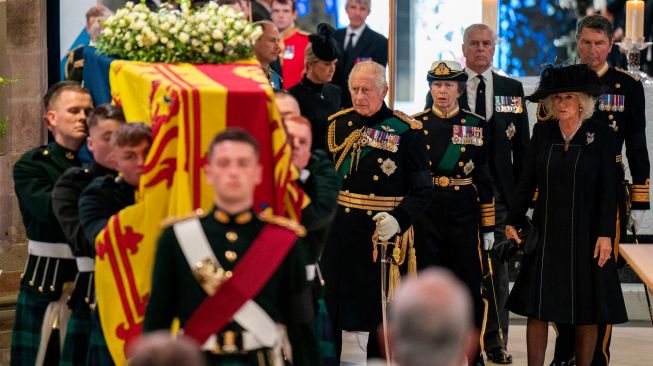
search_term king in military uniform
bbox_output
[321,61,432,363]
[51,104,125,365]
[143,128,317,365]
[549,15,651,366]
[11,81,93,366]
[412,60,494,366]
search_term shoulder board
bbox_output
[614,67,639,81]
[461,109,485,122]
[411,109,430,118]
[327,107,355,121]
[258,212,306,237]
[160,209,207,228]
[394,110,422,129]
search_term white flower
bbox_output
[125,42,133,51]
[213,42,223,52]
[160,22,170,31]
[179,32,190,43]
[202,45,209,54]
[169,27,179,35]
[212,29,223,40]
[161,36,169,44]
[167,41,175,49]
[191,39,200,47]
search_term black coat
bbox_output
[505,120,627,325]
[288,77,342,151]
[332,26,388,108]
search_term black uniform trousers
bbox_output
[553,162,628,366]
[481,193,510,352]
[414,186,486,353]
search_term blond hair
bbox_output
[541,92,596,121]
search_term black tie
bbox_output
[475,75,486,119]
[345,33,356,53]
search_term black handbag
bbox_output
[492,216,538,261]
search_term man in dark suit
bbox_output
[332,0,388,108]
[458,23,530,365]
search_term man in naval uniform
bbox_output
[11,81,93,366]
[52,104,125,365]
[144,128,317,365]
[321,61,432,364]
[254,21,283,90]
[550,14,650,366]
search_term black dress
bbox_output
[505,119,627,325]
[288,77,341,151]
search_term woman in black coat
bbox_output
[505,64,627,366]
[288,23,341,151]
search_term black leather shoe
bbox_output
[549,360,575,366]
[486,347,513,364]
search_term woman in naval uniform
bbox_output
[412,60,495,366]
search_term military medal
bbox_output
[505,122,516,140]
[598,94,607,111]
[463,160,475,175]
[452,125,483,146]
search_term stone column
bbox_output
[0,0,48,295]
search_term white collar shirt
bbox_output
[465,67,494,121]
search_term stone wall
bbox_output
[0,0,48,292]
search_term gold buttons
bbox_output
[423,130,429,135]
[429,161,432,166]
[225,271,233,278]
[367,210,373,216]
[456,175,461,178]
[423,115,429,121]
[458,162,464,167]
[373,175,379,181]
[454,186,460,191]
[615,83,621,89]
[426,144,431,150]
[344,174,348,179]
[377,158,383,163]
[226,231,238,243]
[369,193,375,197]
[345,190,350,193]
[348,121,353,126]
[608,115,614,120]
[43,150,49,156]
[460,147,466,152]
[461,118,466,124]
[345,207,351,213]
[225,250,237,262]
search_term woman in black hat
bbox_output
[504,64,627,366]
[412,60,495,366]
[288,23,342,152]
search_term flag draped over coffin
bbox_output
[95,60,307,365]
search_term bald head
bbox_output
[390,268,473,366]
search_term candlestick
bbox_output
[625,0,645,42]
[616,40,653,84]
[482,0,498,34]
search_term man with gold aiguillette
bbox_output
[143,128,316,365]
[321,61,432,364]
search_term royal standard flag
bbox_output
[95,60,306,364]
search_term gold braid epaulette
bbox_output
[258,211,306,237]
[394,110,422,129]
[160,209,206,228]
[461,109,486,122]
[615,67,640,81]
[327,119,362,171]
[327,107,355,121]
[536,103,553,122]
[411,109,430,119]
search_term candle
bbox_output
[481,0,498,34]
[625,0,645,42]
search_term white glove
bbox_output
[372,212,400,241]
[628,210,646,234]
[483,232,495,250]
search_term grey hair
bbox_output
[463,23,497,44]
[346,0,371,8]
[348,61,387,92]
[390,268,473,366]
[577,14,614,40]
[542,92,596,121]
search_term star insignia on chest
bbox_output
[505,123,516,140]
[586,132,595,145]
[463,160,475,175]
[380,158,397,176]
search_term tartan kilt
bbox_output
[60,308,91,366]
[86,309,115,366]
[315,298,337,366]
[10,289,52,366]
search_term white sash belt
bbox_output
[75,257,95,272]
[28,240,74,259]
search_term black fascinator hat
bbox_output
[526,64,607,102]
[309,23,341,61]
